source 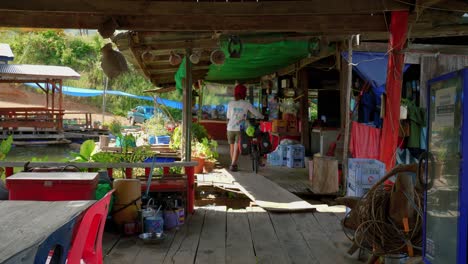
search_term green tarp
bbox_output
[175,40,313,90]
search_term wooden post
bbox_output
[106,168,113,179]
[342,36,353,195]
[125,168,132,179]
[5,167,13,177]
[298,68,310,155]
[58,80,63,131]
[185,166,195,214]
[163,167,170,175]
[182,49,193,161]
[145,167,151,177]
[197,80,203,121]
[102,77,108,125]
[45,82,49,108]
[51,80,55,114]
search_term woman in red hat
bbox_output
[226,84,264,171]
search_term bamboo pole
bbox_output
[342,35,353,195]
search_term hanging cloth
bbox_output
[349,121,381,159]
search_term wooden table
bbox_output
[0,200,94,264]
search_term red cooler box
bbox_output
[6,172,99,201]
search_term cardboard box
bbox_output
[272,119,287,133]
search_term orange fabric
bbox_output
[379,11,409,169]
[349,121,381,159]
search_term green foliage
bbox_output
[171,126,183,150]
[0,136,13,160]
[142,113,169,137]
[170,123,209,150]
[109,119,123,136]
[70,139,96,162]
[0,30,184,119]
[31,156,49,162]
[194,138,219,160]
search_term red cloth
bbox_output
[379,11,409,170]
[349,121,381,159]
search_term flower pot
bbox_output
[193,156,205,174]
[204,160,216,173]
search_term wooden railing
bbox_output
[63,111,93,129]
[0,161,198,213]
[0,107,64,130]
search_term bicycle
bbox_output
[241,119,271,174]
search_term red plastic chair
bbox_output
[67,190,114,264]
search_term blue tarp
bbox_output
[341,51,410,94]
[24,83,183,110]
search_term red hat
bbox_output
[234,84,247,99]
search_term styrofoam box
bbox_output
[348,158,386,187]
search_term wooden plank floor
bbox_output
[104,206,362,264]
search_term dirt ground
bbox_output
[0,83,126,124]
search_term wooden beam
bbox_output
[0,1,409,16]
[134,39,218,50]
[144,87,176,94]
[148,65,210,74]
[147,61,211,71]
[0,11,388,33]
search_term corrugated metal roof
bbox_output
[0,44,14,61]
[0,64,80,80]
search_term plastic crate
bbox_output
[348,158,386,187]
[287,144,305,160]
[144,157,176,163]
[286,157,304,168]
[277,144,289,166]
[267,151,282,166]
[155,135,170,145]
[6,172,98,201]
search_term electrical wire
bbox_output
[342,165,423,257]
[392,0,468,13]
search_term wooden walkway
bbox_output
[104,206,361,264]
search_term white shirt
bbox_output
[226,100,264,131]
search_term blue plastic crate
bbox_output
[155,135,170,145]
[286,157,304,168]
[144,157,176,163]
[267,151,282,166]
[277,145,289,166]
[287,144,305,160]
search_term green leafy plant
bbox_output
[109,119,123,137]
[0,135,13,161]
[142,113,169,137]
[198,138,219,161]
[70,139,96,162]
[0,136,13,178]
[170,123,209,150]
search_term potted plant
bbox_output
[191,140,205,174]
[199,138,218,173]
